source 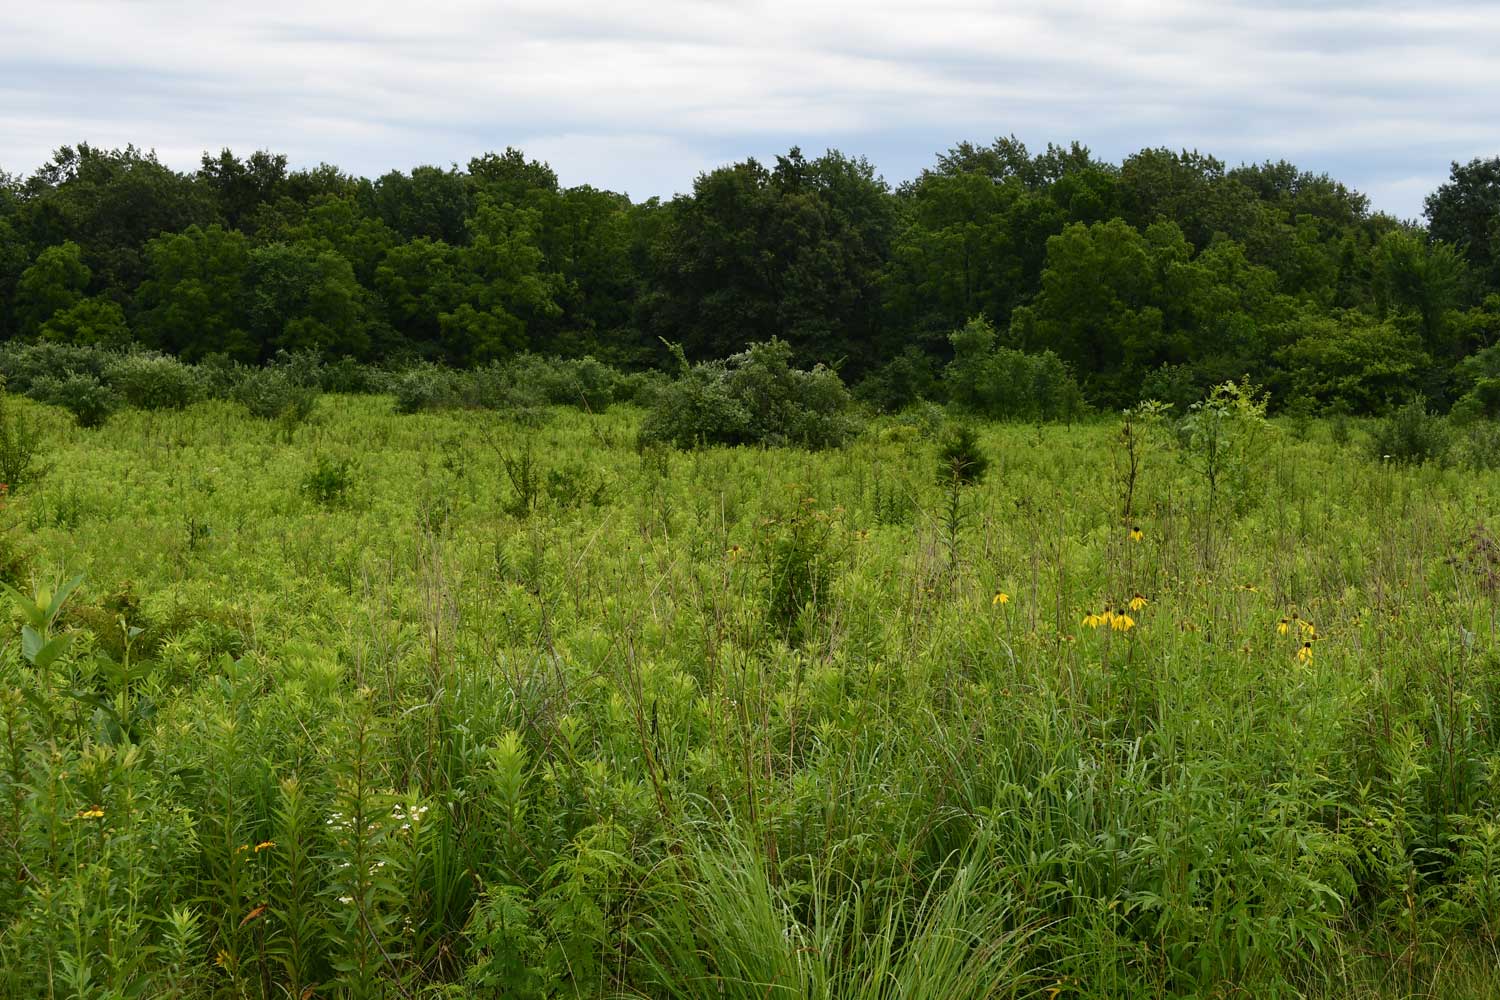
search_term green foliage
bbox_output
[103,352,202,410]
[31,372,121,428]
[1369,399,1452,465]
[0,379,45,489]
[936,424,989,486]
[944,315,1085,421]
[639,338,857,450]
[232,364,320,423]
[302,455,357,507]
[0,397,1498,997]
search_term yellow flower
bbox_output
[254,840,276,853]
[992,591,1010,606]
[214,949,233,970]
[1110,613,1136,632]
[1082,612,1106,628]
[1299,620,1316,638]
[1129,526,1144,543]
[1128,594,1148,612]
[1277,617,1290,635]
[1297,641,1313,663]
[74,806,105,820]
[726,545,743,560]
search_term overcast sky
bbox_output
[2,1,1497,220]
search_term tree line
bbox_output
[1,139,1497,414]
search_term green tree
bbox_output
[135,225,255,361]
[15,240,90,336]
[246,241,369,359]
[39,297,132,348]
[1424,156,1500,291]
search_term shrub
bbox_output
[1369,399,1451,466]
[944,316,1085,422]
[0,341,109,394]
[0,379,46,490]
[639,339,857,450]
[391,364,462,415]
[233,366,320,423]
[104,353,201,410]
[31,373,120,428]
[936,425,989,486]
[854,348,942,413]
[302,456,357,507]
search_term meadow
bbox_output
[2,391,1499,998]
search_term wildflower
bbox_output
[75,806,105,820]
[214,949,233,970]
[1110,613,1136,632]
[726,545,743,560]
[992,591,1010,606]
[1082,611,1106,628]
[1129,526,1143,543]
[1128,593,1148,611]
[1299,619,1316,638]
[1297,641,1313,663]
[253,840,276,853]
[1277,617,1290,635]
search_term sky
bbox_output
[2,1,1497,221]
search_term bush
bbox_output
[639,339,857,450]
[31,373,120,428]
[0,380,46,490]
[391,365,462,415]
[302,456,357,507]
[233,366,320,423]
[854,348,942,413]
[0,341,109,394]
[944,316,1085,422]
[936,425,989,486]
[104,353,201,410]
[1369,399,1451,466]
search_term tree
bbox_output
[1372,229,1468,356]
[135,225,254,361]
[1424,156,1500,290]
[246,241,368,359]
[15,240,90,336]
[39,297,132,348]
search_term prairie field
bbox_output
[3,394,1500,998]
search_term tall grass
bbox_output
[0,395,1497,997]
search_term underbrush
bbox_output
[0,397,1499,998]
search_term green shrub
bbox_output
[302,455,357,507]
[640,339,857,450]
[31,372,121,428]
[104,353,201,410]
[854,347,942,413]
[0,341,110,393]
[1369,398,1451,465]
[391,364,462,414]
[936,424,989,486]
[0,379,46,490]
[944,316,1085,422]
[233,366,320,423]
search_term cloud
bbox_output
[1,1,1496,218]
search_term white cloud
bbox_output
[1,1,1496,217]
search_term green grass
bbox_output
[2,394,1499,998]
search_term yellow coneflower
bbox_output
[1128,593,1148,611]
[726,545,743,560]
[74,806,104,820]
[992,591,1010,606]
[1299,620,1316,638]
[1082,611,1106,628]
[1277,617,1290,635]
[1129,526,1144,543]
[214,949,233,970]
[1297,641,1313,663]
[1110,613,1136,632]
